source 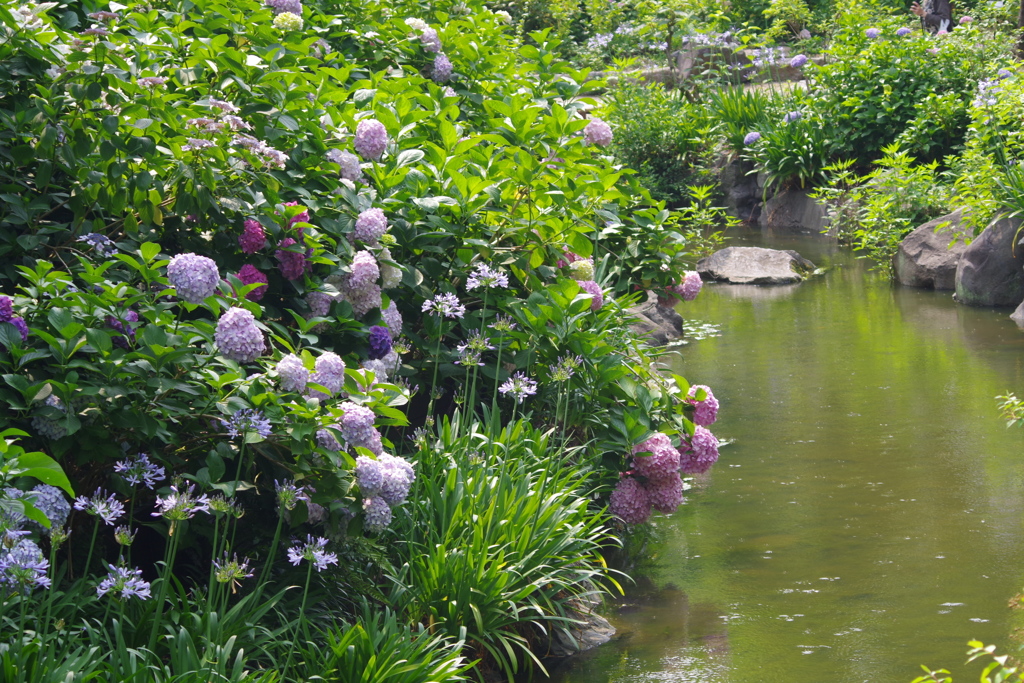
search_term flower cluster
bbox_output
[0,539,50,592]
[239,219,266,253]
[680,425,720,475]
[215,307,265,363]
[352,208,388,245]
[608,477,650,526]
[277,353,309,392]
[382,300,403,336]
[865,27,880,38]
[114,453,166,489]
[896,27,912,37]
[152,484,210,521]
[273,11,303,30]
[266,0,301,13]
[222,408,272,438]
[287,535,338,571]
[577,280,604,311]
[167,253,219,304]
[32,395,67,440]
[630,433,685,515]
[97,563,151,600]
[231,134,289,169]
[751,46,779,68]
[569,259,594,281]
[789,54,808,69]
[74,489,125,525]
[379,248,402,289]
[106,310,139,348]
[355,453,415,531]
[0,295,27,342]
[686,385,719,427]
[499,372,538,404]
[4,485,71,535]
[354,119,388,160]
[422,292,465,318]
[743,131,761,146]
[77,232,118,257]
[420,28,442,53]
[236,264,268,302]
[466,263,509,290]
[275,479,311,511]
[309,351,345,399]
[583,118,613,147]
[275,237,307,280]
[327,149,362,181]
[783,111,802,123]
[214,553,253,590]
[336,251,382,317]
[432,53,452,83]
[368,325,392,359]
[339,402,383,453]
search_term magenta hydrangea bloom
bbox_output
[167,253,219,304]
[583,118,613,147]
[352,208,388,245]
[275,237,307,280]
[354,119,388,160]
[420,28,441,53]
[681,426,719,474]
[215,307,265,363]
[368,325,391,359]
[632,433,681,481]
[577,280,604,311]
[281,201,309,227]
[679,271,702,301]
[363,497,392,531]
[236,264,268,302]
[432,53,452,83]
[277,353,309,392]
[646,473,684,514]
[608,476,651,525]
[687,384,719,426]
[309,352,345,399]
[382,301,403,337]
[239,220,266,254]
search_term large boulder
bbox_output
[697,246,816,284]
[893,209,971,290]
[1011,300,1024,327]
[758,189,829,234]
[719,158,762,223]
[954,215,1024,307]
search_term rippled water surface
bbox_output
[549,232,1024,683]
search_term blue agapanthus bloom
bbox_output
[221,408,272,439]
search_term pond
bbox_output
[549,231,1024,683]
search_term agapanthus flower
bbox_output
[632,433,681,481]
[213,553,253,591]
[489,315,517,333]
[215,307,265,363]
[687,385,719,426]
[97,564,150,600]
[222,408,272,438]
[466,263,509,290]
[896,27,912,36]
[458,332,495,355]
[362,497,392,531]
[114,453,166,489]
[0,540,51,591]
[455,349,483,366]
[646,473,684,514]
[275,237,307,280]
[266,0,302,13]
[368,325,392,359]
[352,208,388,245]
[114,526,136,546]
[550,354,582,382]
[167,253,219,304]
[743,131,761,145]
[421,293,465,319]
[273,11,303,30]
[277,353,309,393]
[152,484,210,521]
[783,111,802,123]
[569,259,594,281]
[583,118,613,147]
[308,352,345,399]
[239,219,266,253]
[432,53,453,83]
[789,54,808,68]
[499,372,537,404]
[328,149,362,181]
[420,28,442,53]
[354,119,388,160]
[608,476,651,525]
[286,535,338,571]
[77,232,119,257]
[236,264,268,302]
[382,300,403,337]
[208,495,243,518]
[275,479,311,511]
[577,280,604,311]
[73,489,124,525]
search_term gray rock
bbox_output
[547,597,616,658]
[675,46,751,83]
[1012,300,1024,327]
[719,159,762,223]
[698,246,816,284]
[758,189,830,234]
[954,215,1024,307]
[629,292,684,345]
[893,209,971,290]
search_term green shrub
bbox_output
[748,109,830,190]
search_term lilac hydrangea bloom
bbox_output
[352,208,388,245]
[608,477,651,525]
[419,28,441,53]
[73,489,124,525]
[236,264,268,302]
[266,0,301,13]
[277,353,309,393]
[114,453,166,489]
[346,251,381,292]
[466,263,509,290]
[362,497,392,531]
[355,455,384,496]
[286,535,338,571]
[0,540,50,591]
[339,402,379,449]
[999,68,1013,79]
[382,301,403,337]
[215,307,265,363]
[865,27,880,38]
[687,384,719,426]
[275,237,307,280]
[316,427,342,451]
[167,253,219,304]
[239,219,266,254]
[26,485,72,534]
[354,119,388,160]
[789,53,807,68]
[743,131,761,145]
[307,291,332,318]
[421,293,465,318]
[368,325,391,359]
[631,433,681,481]
[646,473,684,513]
[896,27,912,36]
[308,352,345,399]
[577,280,604,311]
[327,149,362,181]
[583,118,613,147]
[499,372,538,404]
[432,53,452,83]
[377,454,415,505]
[222,408,272,438]
[97,564,151,600]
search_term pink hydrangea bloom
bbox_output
[354,119,388,160]
[583,118,613,147]
[239,220,266,254]
[687,384,719,426]
[608,476,651,525]
[352,208,388,245]
[680,426,719,474]
[236,264,268,302]
[577,280,604,311]
[632,433,680,481]
[646,473,684,513]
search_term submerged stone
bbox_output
[697,246,816,284]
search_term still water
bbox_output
[551,233,1024,683]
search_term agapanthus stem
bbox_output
[489,338,504,442]
[427,331,443,420]
[82,518,99,580]
[147,522,181,652]
[280,561,313,682]
[257,513,285,591]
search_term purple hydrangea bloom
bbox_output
[307,291,332,319]
[632,433,681,481]
[167,253,219,304]
[354,119,388,160]
[432,53,452,83]
[327,149,363,181]
[368,325,392,359]
[275,237,307,280]
[222,408,272,438]
[239,219,266,254]
[783,111,802,123]
[339,402,380,451]
[687,384,719,426]
[866,27,880,38]
[77,232,119,257]
[577,280,604,311]
[347,251,380,291]
[362,497,392,531]
[286,535,338,571]
[107,309,139,348]
[113,453,166,489]
[309,352,345,399]
[355,455,384,496]
[316,427,342,451]
[896,27,912,37]
[608,476,651,525]
[999,68,1013,79]
[97,563,151,600]
[281,201,309,227]
[277,353,309,393]
[583,118,613,147]
[382,301,403,337]
[266,0,302,13]
[73,489,125,525]
[420,28,441,53]
[0,540,50,591]
[236,264,268,302]
[9,317,28,342]
[789,53,807,68]
[675,271,703,302]
[377,454,415,506]
[0,296,12,322]
[352,208,388,245]
[743,131,761,146]
[215,307,265,363]
[646,473,684,514]
[498,372,538,404]
[421,293,465,318]
[27,484,72,533]
[466,263,509,290]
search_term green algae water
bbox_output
[550,232,1024,683]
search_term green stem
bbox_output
[206,514,221,613]
[257,513,285,592]
[82,518,99,580]
[426,328,443,420]
[147,521,181,652]
[280,561,314,682]
[489,337,504,441]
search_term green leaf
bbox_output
[12,451,75,496]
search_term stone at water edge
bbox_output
[758,189,830,235]
[697,246,816,285]
[628,291,684,346]
[893,208,971,290]
[954,215,1024,307]
[1012,300,1024,327]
